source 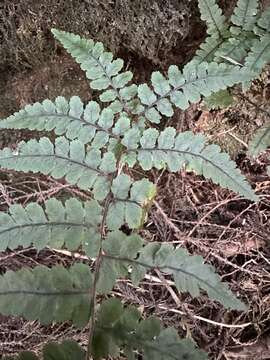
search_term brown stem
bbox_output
[85,194,112,360]
[85,142,125,359]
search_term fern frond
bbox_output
[245,34,270,73]
[92,298,208,360]
[97,230,144,294]
[195,32,255,67]
[194,35,225,64]
[215,34,255,64]
[101,236,245,309]
[0,264,92,327]
[138,62,252,122]
[3,341,86,360]
[254,7,270,36]
[106,175,156,230]
[2,352,38,360]
[0,97,120,146]
[0,137,115,199]
[248,123,270,156]
[42,341,85,360]
[143,328,207,360]
[231,0,259,31]
[52,29,135,113]
[130,243,246,310]
[123,128,258,201]
[198,0,227,37]
[0,198,102,255]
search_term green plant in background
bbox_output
[196,0,270,108]
[197,0,270,170]
[197,0,270,73]
[0,3,266,359]
[248,123,270,174]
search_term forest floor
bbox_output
[0,1,270,359]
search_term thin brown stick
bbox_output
[154,201,266,278]
[188,196,239,236]
[85,194,112,360]
[236,92,270,118]
[85,141,124,359]
[155,269,181,307]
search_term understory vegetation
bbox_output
[0,1,269,359]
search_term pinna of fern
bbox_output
[191,0,270,112]
[195,0,270,80]
[194,0,259,66]
[248,123,270,157]
[248,121,270,176]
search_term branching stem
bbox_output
[85,194,112,360]
[85,145,124,360]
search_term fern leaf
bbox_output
[215,35,255,64]
[2,352,38,360]
[138,62,252,122]
[2,341,85,360]
[0,198,102,255]
[124,128,258,201]
[97,230,144,294]
[254,7,270,36]
[245,34,270,73]
[104,231,144,260]
[248,123,270,156]
[204,89,234,109]
[112,113,131,135]
[143,328,207,360]
[0,264,92,327]
[101,237,245,309]
[198,0,227,36]
[9,341,85,360]
[92,298,207,360]
[194,35,225,64]
[0,137,115,199]
[231,0,259,31]
[131,243,246,310]
[106,175,156,230]
[52,29,135,111]
[195,31,255,67]
[0,97,121,147]
[43,341,85,360]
